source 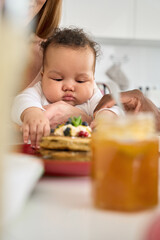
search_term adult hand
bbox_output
[21,107,50,148]
[94,89,160,131]
[43,101,92,128]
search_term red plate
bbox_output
[15,144,91,176]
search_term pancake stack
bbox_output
[39,116,91,161]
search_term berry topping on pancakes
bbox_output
[52,116,91,137]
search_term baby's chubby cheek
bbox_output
[88,86,94,98]
[81,87,94,103]
[85,81,94,97]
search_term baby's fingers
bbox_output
[22,124,29,144]
[36,124,50,148]
[29,125,37,148]
[36,124,45,149]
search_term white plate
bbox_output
[2,153,44,226]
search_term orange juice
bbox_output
[91,113,159,212]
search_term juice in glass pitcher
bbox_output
[91,113,159,212]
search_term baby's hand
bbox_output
[90,120,96,130]
[21,107,50,148]
[91,109,117,130]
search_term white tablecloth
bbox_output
[2,176,160,240]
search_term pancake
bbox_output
[39,116,91,162]
[40,135,91,151]
[39,148,91,161]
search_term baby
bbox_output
[12,27,123,148]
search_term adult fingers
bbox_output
[44,107,54,120]
[120,90,141,112]
[94,94,115,113]
[43,123,50,137]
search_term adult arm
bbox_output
[21,0,47,90]
[94,89,160,131]
[43,84,124,129]
[21,37,43,90]
[43,101,93,129]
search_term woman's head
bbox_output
[41,27,101,106]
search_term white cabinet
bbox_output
[135,0,160,40]
[60,0,134,39]
[60,0,160,41]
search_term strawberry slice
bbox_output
[78,131,89,137]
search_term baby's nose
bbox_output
[62,80,75,91]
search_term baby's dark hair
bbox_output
[41,27,101,67]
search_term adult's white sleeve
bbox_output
[11,86,45,125]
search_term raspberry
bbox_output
[78,131,89,137]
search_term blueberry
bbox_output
[50,128,55,133]
[63,127,71,136]
[82,121,88,126]
[65,118,72,125]
[56,124,61,129]
[65,121,71,125]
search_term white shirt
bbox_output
[11,81,123,125]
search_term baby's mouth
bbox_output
[62,95,75,101]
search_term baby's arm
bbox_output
[21,107,50,148]
[11,82,45,126]
[95,105,125,118]
[88,83,124,123]
[91,106,125,129]
[11,83,50,148]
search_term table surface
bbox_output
[3,176,160,240]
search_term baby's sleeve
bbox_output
[11,84,45,125]
[95,105,125,118]
[89,84,125,117]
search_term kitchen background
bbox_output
[60,0,160,108]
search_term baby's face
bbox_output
[41,45,95,106]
